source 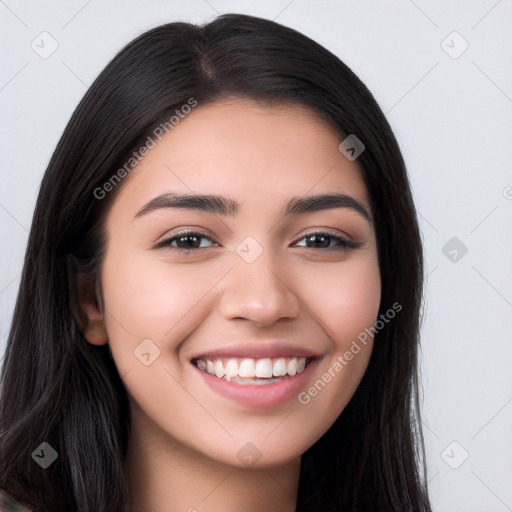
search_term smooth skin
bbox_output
[81,98,381,512]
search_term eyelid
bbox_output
[292,230,360,249]
[292,226,355,243]
[153,229,218,250]
[153,228,361,252]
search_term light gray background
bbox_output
[1,1,511,511]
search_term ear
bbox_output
[76,272,108,346]
[82,294,108,346]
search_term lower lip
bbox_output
[193,359,319,408]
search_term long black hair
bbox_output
[0,13,431,512]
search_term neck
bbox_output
[124,411,301,512]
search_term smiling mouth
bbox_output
[192,356,313,385]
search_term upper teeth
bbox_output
[195,356,308,380]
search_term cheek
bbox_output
[301,252,381,350]
[332,263,381,343]
[99,248,225,369]
[291,252,381,423]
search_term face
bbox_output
[89,98,381,469]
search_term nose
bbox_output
[218,250,301,327]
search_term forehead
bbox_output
[107,98,370,219]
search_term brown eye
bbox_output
[155,232,217,252]
[293,233,360,251]
[154,231,360,254]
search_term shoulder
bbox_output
[0,489,34,511]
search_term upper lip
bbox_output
[190,342,322,361]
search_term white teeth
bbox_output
[287,358,297,376]
[255,358,273,378]
[238,358,255,378]
[214,360,226,378]
[272,358,287,377]
[194,356,310,381]
[225,359,238,379]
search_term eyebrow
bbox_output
[134,192,372,224]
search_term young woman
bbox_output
[0,13,432,512]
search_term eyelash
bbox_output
[154,231,360,253]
